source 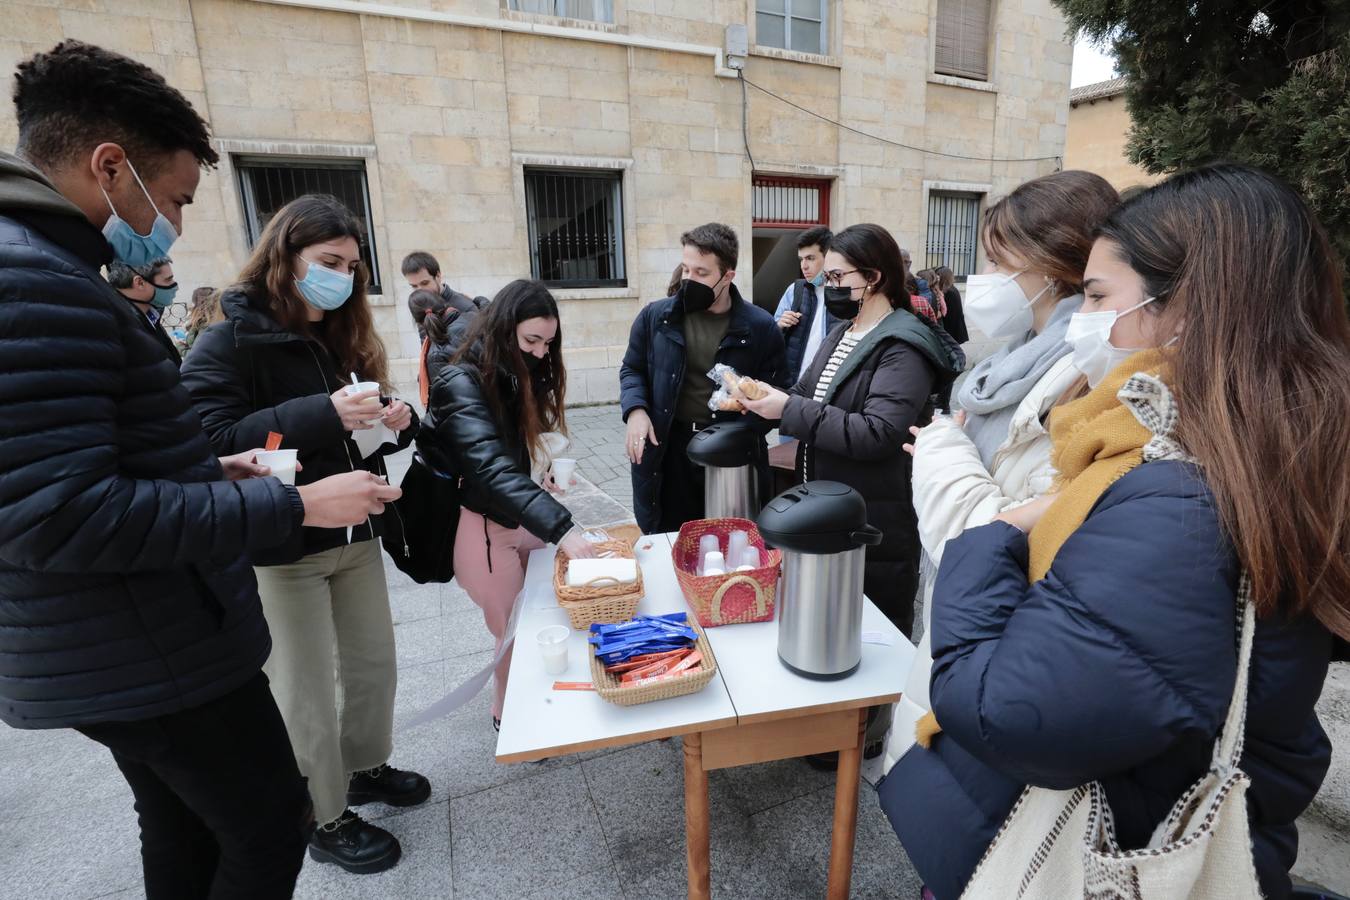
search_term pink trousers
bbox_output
[453,508,545,719]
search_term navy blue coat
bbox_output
[618,288,787,532]
[0,156,302,729]
[879,461,1333,900]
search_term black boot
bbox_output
[347,763,432,808]
[308,809,402,874]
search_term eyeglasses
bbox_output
[822,269,867,287]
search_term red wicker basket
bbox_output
[672,517,780,627]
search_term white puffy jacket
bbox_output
[882,354,1080,773]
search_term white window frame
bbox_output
[755,0,829,57]
[506,0,615,24]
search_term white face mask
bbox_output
[1065,295,1159,387]
[963,271,1052,340]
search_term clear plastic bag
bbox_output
[706,363,767,412]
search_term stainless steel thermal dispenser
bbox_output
[686,422,760,520]
[757,481,882,679]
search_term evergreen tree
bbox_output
[1056,0,1350,269]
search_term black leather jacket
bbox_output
[418,358,573,545]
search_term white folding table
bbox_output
[495,533,914,900]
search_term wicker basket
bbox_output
[591,521,643,548]
[673,518,780,627]
[589,620,718,706]
[553,539,644,630]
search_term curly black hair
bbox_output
[13,41,218,173]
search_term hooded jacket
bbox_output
[779,310,962,634]
[0,152,301,729]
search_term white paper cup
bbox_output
[550,458,577,493]
[537,625,569,676]
[256,449,298,486]
[345,381,383,422]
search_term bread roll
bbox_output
[715,396,743,411]
[720,369,739,392]
[738,377,767,400]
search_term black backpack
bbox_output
[381,451,460,584]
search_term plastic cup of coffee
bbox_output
[256,449,298,486]
[537,625,569,676]
[345,380,383,423]
[551,458,577,494]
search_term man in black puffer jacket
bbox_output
[0,42,397,899]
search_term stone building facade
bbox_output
[1,0,1071,403]
[1064,77,1160,193]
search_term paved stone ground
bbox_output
[2,393,1345,899]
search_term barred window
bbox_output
[752,175,831,228]
[925,191,982,279]
[235,156,382,294]
[756,0,828,56]
[524,168,626,288]
[935,0,992,81]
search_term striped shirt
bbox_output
[812,331,865,402]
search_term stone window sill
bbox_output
[501,8,619,34]
[750,45,842,68]
[927,73,997,94]
[550,286,640,301]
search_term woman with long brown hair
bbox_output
[880,164,1348,899]
[884,170,1118,773]
[181,194,428,876]
[421,279,596,732]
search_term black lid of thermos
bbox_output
[686,421,759,468]
[757,481,883,554]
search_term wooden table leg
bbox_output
[684,731,712,900]
[826,708,868,900]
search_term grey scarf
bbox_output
[958,295,1082,468]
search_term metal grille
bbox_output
[925,191,981,279]
[524,168,626,288]
[752,176,830,228]
[235,157,382,294]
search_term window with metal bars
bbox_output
[756,0,828,56]
[752,175,831,228]
[234,156,382,294]
[925,191,982,279]
[524,168,626,289]
[934,0,992,81]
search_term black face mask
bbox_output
[823,285,863,320]
[523,351,547,373]
[677,276,719,314]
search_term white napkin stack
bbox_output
[564,558,638,587]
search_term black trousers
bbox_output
[77,672,313,900]
[656,422,707,533]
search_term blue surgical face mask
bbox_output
[810,270,826,287]
[100,160,178,267]
[295,257,354,311]
[148,280,178,310]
